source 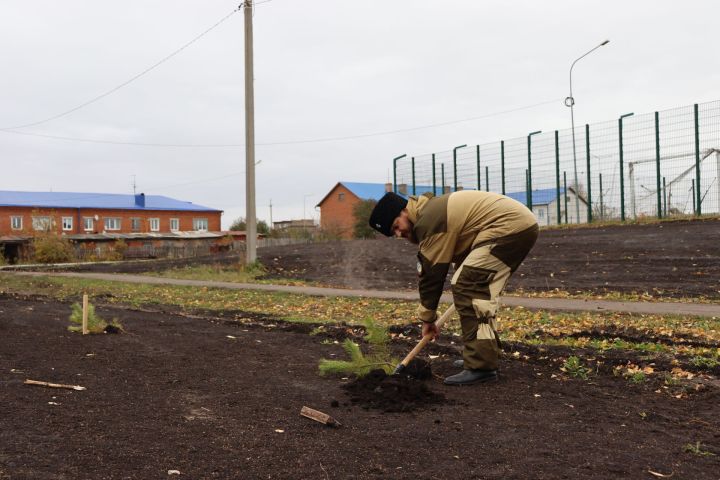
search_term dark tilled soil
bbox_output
[258,219,720,298]
[2,294,719,479]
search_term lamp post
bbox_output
[565,39,609,224]
[453,144,467,191]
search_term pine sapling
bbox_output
[68,301,124,334]
[318,318,398,377]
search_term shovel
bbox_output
[393,304,456,375]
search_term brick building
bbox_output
[316,182,393,239]
[0,191,221,236]
[0,190,223,262]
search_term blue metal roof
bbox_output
[340,182,436,201]
[0,191,221,212]
[340,182,565,205]
[505,187,566,206]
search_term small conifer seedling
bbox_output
[68,302,124,334]
[318,318,398,377]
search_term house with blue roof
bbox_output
[316,182,587,238]
[0,190,224,262]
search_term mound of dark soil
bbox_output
[342,368,444,412]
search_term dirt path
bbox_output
[2,294,718,479]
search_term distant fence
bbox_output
[393,100,720,224]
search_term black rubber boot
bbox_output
[452,359,464,368]
[443,369,498,386]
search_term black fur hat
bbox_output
[369,192,408,236]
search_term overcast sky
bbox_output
[1,0,718,228]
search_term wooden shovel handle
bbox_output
[399,304,456,368]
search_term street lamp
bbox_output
[453,144,467,191]
[565,39,610,224]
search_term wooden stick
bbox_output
[300,406,340,426]
[398,304,455,369]
[24,379,86,391]
[82,294,89,335]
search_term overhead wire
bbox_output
[0,98,564,147]
[1,6,241,131]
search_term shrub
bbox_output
[32,234,75,264]
[353,199,378,239]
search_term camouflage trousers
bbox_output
[450,224,538,371]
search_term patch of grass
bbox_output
[561,356,591,379]
[690,356,719,369]
[684,441,716,457]
[0,273,423,327]
[627,371,646,384]
[145,261,319,287]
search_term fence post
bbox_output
[564,171,568,224]
[485,166,489,192]
[501,140,506,195]
[392,154,406,194]
[655,112,662,218]
[662,176,667,216]
[585,124,592,223]
[527,131,542,209]
[453,144,467,191]
[411,156,416,195]
[555,130,561,225]
[599,173,604,220]
[432,154,436,196]
[691,178,696,214]
[618,113,634,221]
[441,163,446,194]
[694,103,701,216]
[476,145,481,190]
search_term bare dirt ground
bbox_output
[2,293,719,479]
[34,218,720,300]
[258,219,720,299]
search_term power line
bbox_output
[0,98,564,147]
[1,7,241,131]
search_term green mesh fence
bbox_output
[394,100,720,224]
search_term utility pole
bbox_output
[244,0,257,264]
[269,199,273,229]
[131,175,137,195]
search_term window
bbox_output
[32,216,53,231]
[104,217,121,231]
[62,216,73,231]
[170,218,180,231]
[149,218,160,232]
[130,218,141,232]
[83,217,94,231]
[11,216,22,230]
[537,208,545,219]
[193,218,208,231]
[338,192,345,201]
